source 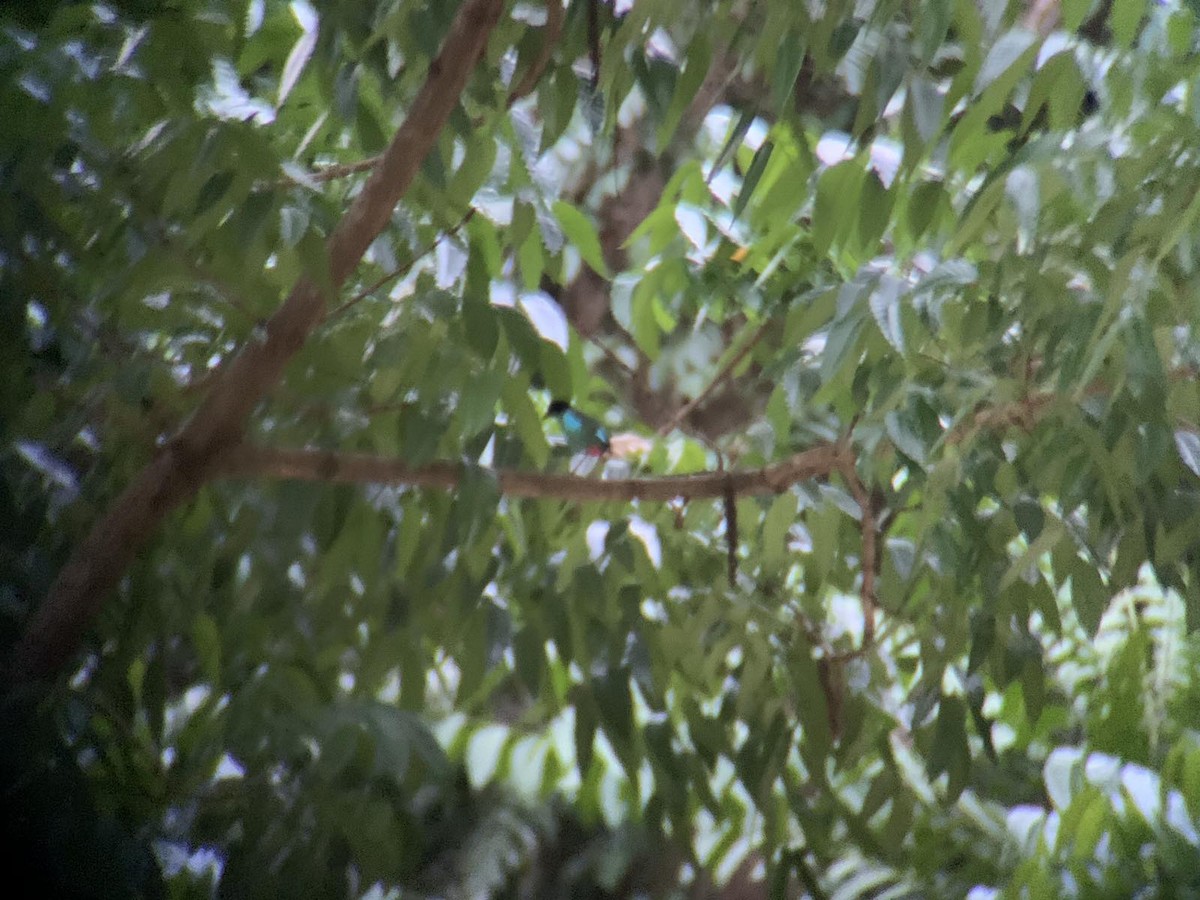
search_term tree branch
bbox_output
[506,0,564,107]
[215,442,848,502]
[655,318,771,437]
[946,390,1057,445]
[838,459,878,649]
[325,207,476,322]
[304,156,382,184]
[10,0,505,685]
[1022,0,1060,36]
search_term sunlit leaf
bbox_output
[553,200,610,278]
[278,9,318,105]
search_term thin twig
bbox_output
[506,0,565,107]
[591,336,636,376]
[723,468,738,587]
[304,156,382,184]
[325,207,476,322]
[845,469,878,648]
[946,390,1056,445]
[836,422,877,649]
[174,251,259,326]
[656,318,771,437]
[949,364,1200,446]
[605,317,649,366]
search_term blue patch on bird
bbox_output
[547,400,611,455]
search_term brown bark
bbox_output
[10,0,505,684]
[1022,0,1060,36]
[214,442,848,503]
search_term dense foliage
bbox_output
[7,0,1200,897]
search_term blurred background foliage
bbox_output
[7,0,1200,897]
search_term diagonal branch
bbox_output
[506,0,564,107]
[839,458,878,649]
[655,318,771,437]
[325,207,476,322]
[10,0,505,685]
[215,442,849,502]
[951,363,1200,446]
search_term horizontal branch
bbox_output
[216,442,849,501]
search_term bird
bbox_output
[545,399,611,457]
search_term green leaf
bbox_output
[772,31,807,111]
[1183,748,1200,821]
[1110,0,1146,47]
[465,724,510,789]
[280,204,309,247]
[813,160,865,257]
[819,284,866,385]
[553,200,610,278]
[298,229,334,298]
[512,627,544,695]
[421,141,448,190]
[278,17,317,105]
[192,612,222,685]
[501,378,549,468]
[398,405,446,465]
[193,170,235,216]
[658,31,711,147]
[787,634,832,765]
[1068,555,1108,635]
[457,608,489,703]
[592,669,637,776]
[1062,0,1092,31]
[1175,430,1200,477]
[448,133,497,206]
[538,338,572,404]
[908,76,945,151]
[573,687,598,776]
[927,694,970,801]
[630,275,662,360]
[1013,498,1045,540]
[457,372,502,439]
[855,171,893,254]
[903,180,946,243]
[1073,792,1110,860]
[734,139,774,216]
[518,226,543,289]
[885,409,927,465]
[761,492,798,571]
[868,274,906,353]
[708,109,756,183]
[918,0,953,63]
[1024,51,1085,133]
[1154,181,1200,265]
[1043,748,1082,811]
[462,290,499,359]
[974,29,1037,95]
[468,213,503,276]
[944,176,1006,257]
[357,97,388,152]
